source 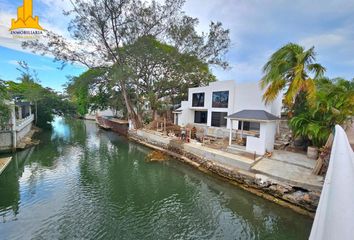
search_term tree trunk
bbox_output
[152,109,158,121]
[120,83,142,129]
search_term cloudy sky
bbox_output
[0,0,353,91]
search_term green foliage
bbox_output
[36,93,76,129]
[261,43,325,109]
[66,68,108,116]
[118,36,216,117]
[6,75,77,129]
[0,80,11,129]
[0,80,8,99]
[289,78,354,147]
[0,101,11,129]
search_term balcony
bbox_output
[16,114,34,131]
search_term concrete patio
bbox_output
[252,150,323,191]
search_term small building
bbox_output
[226,110,280,155]
[0,100,34,152]
[173,80,282,155]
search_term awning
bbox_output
[226,110,280,122]
[172,108,182,114]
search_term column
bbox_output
[18,106,22,120]
[11,104,17,149]
[229,119,232,146]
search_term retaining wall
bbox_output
[0,131,13,151]
[129,129,320,216]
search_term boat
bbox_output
[96,115,129,136]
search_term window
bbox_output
[211,112,227,127]
[238,121,260,131]
[194,111,208,124]
[212,91,229,108]
[192,93,205,107]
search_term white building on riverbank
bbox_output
[0,100,34,152]
[173,80,282,155]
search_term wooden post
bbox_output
[312,132,334,175]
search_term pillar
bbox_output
[18,106,22,120]
[229,119,233,146]
[11,104,17,149]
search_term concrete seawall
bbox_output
[129,129,321,217]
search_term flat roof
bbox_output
[15,101,31,107]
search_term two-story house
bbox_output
[173,80,283,155]
[174,80,281,129]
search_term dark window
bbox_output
[212,91,229,108]
[192,93,205,107]
[238,121,260,131]
[211,112,227,127]
[194,111,208,124]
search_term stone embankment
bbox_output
[129,129,321,217]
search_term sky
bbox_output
[0,0,353,92]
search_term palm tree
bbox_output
[260,43,326,109]
[289,77,354,147]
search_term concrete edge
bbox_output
[0,157,13,175]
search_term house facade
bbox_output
[173,80,283,155]
[174,80,282,129]
[0,100,34,152]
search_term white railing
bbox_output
[16,114,34,131]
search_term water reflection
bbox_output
[0,117,312,239]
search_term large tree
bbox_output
[23,0,230,128]
[117,35,216,120]
[66,68,109,116]
[260,43,326,111]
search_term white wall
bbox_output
[176,80,282,130]
[188,80,236,128]
[246,121,277,155]
[16,123,32,142]
[234,82,282,116]
[176,101,193,126]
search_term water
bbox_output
[0,118,312,239]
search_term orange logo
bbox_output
[10,0,43,31]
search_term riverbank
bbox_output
[128,129,322,217]
[0,118,313,239]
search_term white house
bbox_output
[173,80,282,155]
[0,100,34,152]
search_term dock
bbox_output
[0,157,12,175]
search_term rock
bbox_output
[146,151,168,162]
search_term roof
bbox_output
[172,108,182,113]
[226,110,280,122]
[15,101,31,107]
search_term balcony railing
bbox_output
[16,114,34,131]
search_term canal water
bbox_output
[0,118,312,239]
